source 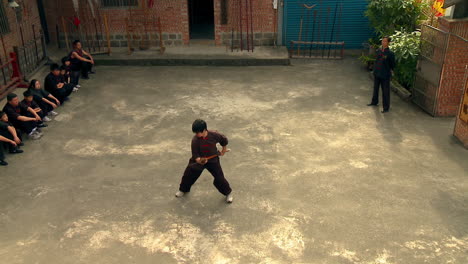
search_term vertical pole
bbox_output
[247,0,254,52]
[96,7,105,53]
[125,17,132,54]
[1,34,8,61]
[32,24,40,63]
[240,0,243,51]
[61,16,70,50]
[309,11,317,57]
[158,17,165,54]
[231,28,234,52]
[328,3,338,58]
[245,0,250,52]
[297,10,304,56]
[104,14,111,55]
[19,25,27,71]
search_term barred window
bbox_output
[101,0,138,7]
[0,3,10,35]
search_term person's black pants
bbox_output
[81,57,93,78]
[36,99,53,115]
[179,158,232,195]
[51,84,74,103]
[0,130,17,152]
[70,70,80,86]
[371,76,391,111]
[11,119,37,135]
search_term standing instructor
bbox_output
[367,36,396,113]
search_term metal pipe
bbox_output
[249,0,254,51]
[309,10,317,57]
[245,0,250,52]
[240,0,243,51]
[328,3,338,58]
[322,7,330,58]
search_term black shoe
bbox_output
[18,142,24,147]
[381,110,389,113]
[38,123,48,128]
[89,71,96,74]
[0,160,7,166]
[9,148,24,154]
[367,103,378,106]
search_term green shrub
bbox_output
[365,0,428,36]
[390,30,421,90]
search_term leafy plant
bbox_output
[390,30,421,90]
[365,0,429,36]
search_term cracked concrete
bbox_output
[0,59,467,263]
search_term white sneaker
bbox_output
[175,191,185,198]
[50,111,59,116]
[226,193,233,203]
[75,84,81,88]
[28,131,42,140]
[43,116,52,122]
[73,87,79,92]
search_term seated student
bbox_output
[0,111,24,166]
[21,90,51,122]
[69,40,95,81]
[0,110,23,144]
[61,56,80,88]
[44,64,74,104]
[60,65,71,84]
[28,79,60,117]
[60,65,78,92]
[2,93,42,140]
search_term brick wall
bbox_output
[435,18,468,117]
[0,0,42,59]
[213,0,276,46]
[45,0,275,49]
[454,79,468,149]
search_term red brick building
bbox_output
[0,0,43,61]
[43,0,277,49]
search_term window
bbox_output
[101,0,138,7]
[0,3,10,35]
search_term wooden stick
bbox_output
[125,17,131,54]
[103,14,111,55]
[61,16,70,50]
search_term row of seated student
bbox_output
[0,40,95,166]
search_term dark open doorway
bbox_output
[188,0,214,40]
[36,0,49,43]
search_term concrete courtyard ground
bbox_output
[0,59,467,263]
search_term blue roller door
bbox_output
[283,0,373,49]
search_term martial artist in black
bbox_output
[2,93,42,140]
[176,119,233,203]
[69,40,94,82]
[368,36,396,113]
[28,79,60,116]
[44,64,74,104]
[21,90,48,122]
[0,111,24,166]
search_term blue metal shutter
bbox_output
[283,0,373,49]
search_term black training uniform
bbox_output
[371,47,396,111]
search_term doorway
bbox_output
[188,0,215,40]
[36,0,49,43]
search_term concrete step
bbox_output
[91,46,290,66]
[94,57,290,66]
